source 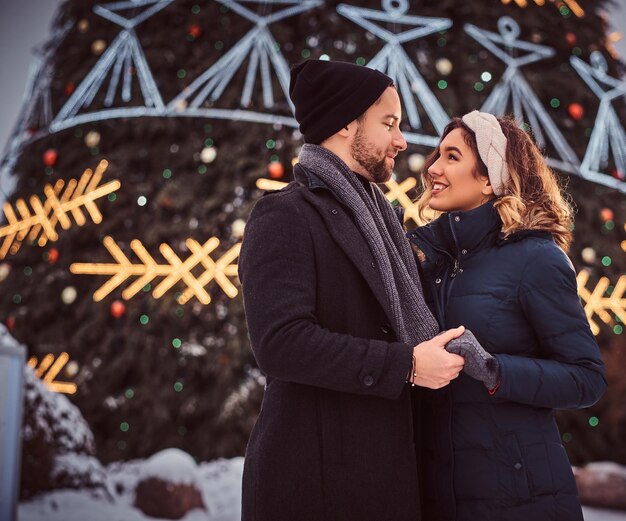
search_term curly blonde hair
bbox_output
[415,115,574,251]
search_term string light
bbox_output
[570,52,626,194]
[70,236,241,305]
[577,272,626,335]
[465,17,581,178]
[338,1,452,146]
[27,352,77,394]
[0,160,119,259]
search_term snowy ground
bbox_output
[19,457,243,521]
[18,455,626,521]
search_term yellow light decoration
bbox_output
[256,178,290,191]
[255,177,430,226]
[577,271,626,336]
[0,160,120,259]
[27,352,77,394]
[562,0,584,17]
[499,0,583,16]
[605,31,623,59]
[383,177,424,226]
[70,236,241,305]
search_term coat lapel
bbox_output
[299,187,391,315]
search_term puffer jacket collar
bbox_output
[407,200,502,264]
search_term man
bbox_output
[238,60,465,521]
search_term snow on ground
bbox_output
[584,507,626,521]
[18,455,626,521]
[19,457,243,521]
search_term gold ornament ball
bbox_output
[408,153,426,173]
[0,263,11,282]
[84,130,101,148]
[232,219,246,238]
[174,99,188,113]
[78,19,89,33]
[581,247,596,265]
[435,58,453,76]
[91,39,107,55]
[65,361,79,377]
[62,286,78,305]
[201,147,217,163]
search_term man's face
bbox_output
[349,87,408,183]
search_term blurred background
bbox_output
[0,1,625,520]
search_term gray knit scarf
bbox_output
[298,144,440,346]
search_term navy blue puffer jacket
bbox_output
[407,201,607,521]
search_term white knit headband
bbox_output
[461,110,509,196]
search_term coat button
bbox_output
[381,323,391,334]
[514,462,523,470]
[454,216,460,222]
[363,375,374,386]
[371,261,376,268]
[462,249,467,255]
[435,278,442,284]
[331,209,338,215]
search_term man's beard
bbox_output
[350,125,391,183]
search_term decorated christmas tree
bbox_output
[1,0,625,497]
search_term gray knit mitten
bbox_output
[445,330,500,390]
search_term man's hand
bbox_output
[411,326,465,389]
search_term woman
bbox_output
[407,111,607,521]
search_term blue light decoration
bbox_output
[464,17,581,177]
[2,2,625,207]
[167,0,322,126]
[0,20,74,204]
[570,52,626,193]
[337,0,452,147]
[49,0,173,133]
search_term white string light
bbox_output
[338,0,452,147]
[465,17,581,177]
[570,52,626,193]
[167,0,321,119]
[50,0,173,132]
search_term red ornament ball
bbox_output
[111,300,126,318]
[611,169,624,180]
[268,162,284,179]
[6,316,15,331]
[64,82,75,96]
[47,247,59,264]
[43,149,58,167]
[568,103,584,121]
[188,24,202,38]
[600,208,614,222]
[565,32,576,46]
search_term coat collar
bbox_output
[408,200,555,263]
[408,200,502,261]
[293,162,392,321]
[294,162,328,190]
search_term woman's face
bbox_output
[426,128,494,213]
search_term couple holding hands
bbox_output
[238,59,607,521]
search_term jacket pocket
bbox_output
[523,442,552,496]
[496,432,531,501]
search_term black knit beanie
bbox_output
[289,60,393,144]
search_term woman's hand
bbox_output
[445,329,500,390]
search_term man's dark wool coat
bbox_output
[408,201,608,521]
[238,164,422,521]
